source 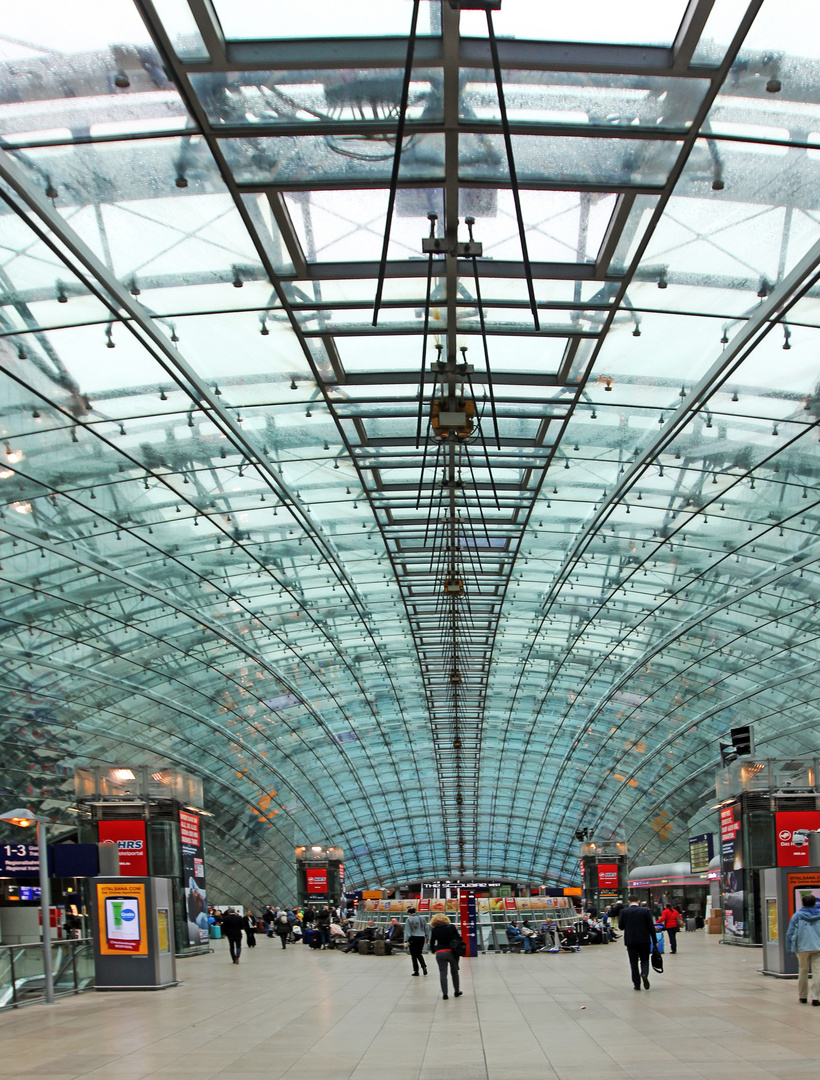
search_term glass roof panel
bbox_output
[458,0,690,46]
[213,0,442,40]
[222,133,446,185]
[461,71,710,132]
[190,70,445,127]
[459,133,683,187]
[4,0,820,901]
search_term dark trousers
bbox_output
[277,930,288,949]
[319,925,330,946]
[246,929,256,947]
[666,927,678,953]
[227,936,242,961]
[408,935,427,974]
[626,943,650,987]
[436,949,459,996]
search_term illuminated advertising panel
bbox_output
[97,881,148,956]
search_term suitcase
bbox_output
[372,939,385,956]
[357,939,371,955]
[686,917,697,932]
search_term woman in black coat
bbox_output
[429,913,464,1000]
[244,910,257,947]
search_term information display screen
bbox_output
[689,833,714,874]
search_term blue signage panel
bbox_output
[0,843,40,877]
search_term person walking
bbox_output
[275,907,290,949]
[429,912,463,1000]
[786,894,820,1004]
[658,903,681,954]
[316,905,331,949]
[404,906,429,976]
[222,907,245,964]
[244,909,257,948]
[618,896,658,990]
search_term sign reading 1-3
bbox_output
[0,844,40,877]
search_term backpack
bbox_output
[278,912,289,926]
[451,929,466,957]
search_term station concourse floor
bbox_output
[1,932,819,1080]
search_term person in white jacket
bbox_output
[786,894,820,1005]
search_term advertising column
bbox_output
[720,802,744,939]
[179,811,208,948]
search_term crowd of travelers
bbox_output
[207,901,358,960]
[206,895,688,1004]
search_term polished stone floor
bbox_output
[0,931,818,1080]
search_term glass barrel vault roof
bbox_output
[1,0,820,903]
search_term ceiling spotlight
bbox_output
[175,174,188,188]
[657,269,668,289]
[114,72,131,88]
[766,77,782,93]
[290,379,297,390]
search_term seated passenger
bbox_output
[329,921,346,947]
[541,919,561,951]
[507,919,530,952]
[384,918,404,953]
[521,920,539,952]
[344,920,376,952]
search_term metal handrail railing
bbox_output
[0,938,94,1010]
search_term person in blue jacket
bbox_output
[786,893,820,1004]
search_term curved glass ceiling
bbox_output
[2,0,820,904]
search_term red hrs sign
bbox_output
[306,868,328,895]
[98,820,148,876]
[597,863,619,889]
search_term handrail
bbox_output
[0,938,94,1010]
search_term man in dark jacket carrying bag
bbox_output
[618,896,658,990]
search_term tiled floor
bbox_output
[0,932,817,1080]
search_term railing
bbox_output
[0,938,94,1009]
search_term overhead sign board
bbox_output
[0,843,40,877]
[689,833,714,874]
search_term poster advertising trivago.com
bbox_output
[180,810,208,947]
